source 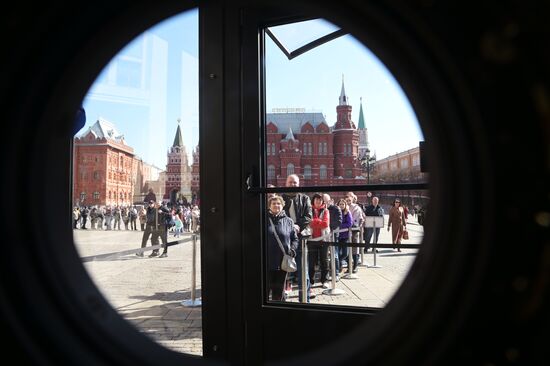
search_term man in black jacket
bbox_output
[138,200,170,258]
[281,174,312,301]
[363,196,384,252]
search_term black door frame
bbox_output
[201,5,396,364]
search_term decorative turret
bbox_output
[164,119,192,202]
[172,119,184,147]
[357,97,369,159]
[339,74,349,106]
[334,75,355,130]
[284,127,296,141]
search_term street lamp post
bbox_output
[366,149,370,184]
[360,148,375,184]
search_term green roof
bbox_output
[357,100,365,129]
[172,124,184,147]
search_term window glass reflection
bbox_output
[264,19,428,308]
[72,9,203,356]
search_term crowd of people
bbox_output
[266,174,409,302]
[73,180,409,302]
[72,190,201,259]
[72,203,200,234]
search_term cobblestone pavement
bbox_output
[73,215,423,356]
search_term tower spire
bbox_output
[284,127,296,141]
[172,118,184,147]
[339,74,348,106]
[357,97,366,129]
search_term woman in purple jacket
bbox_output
[337,199,353,273]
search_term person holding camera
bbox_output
[137,200,169,258]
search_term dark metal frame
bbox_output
[265,27,348,60]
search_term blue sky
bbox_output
[80,9,423,168]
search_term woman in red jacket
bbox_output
[309,193,331,288]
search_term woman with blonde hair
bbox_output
[266,195,298,301]
[387,198,406,251]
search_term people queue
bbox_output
[266,174,409,302]
[72,203,199,233]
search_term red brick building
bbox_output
[73,118,138,207]
[266,80,367,188]
[163,122,193,204]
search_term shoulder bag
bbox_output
[269,218,297,272]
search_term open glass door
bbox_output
[237,8,429,364]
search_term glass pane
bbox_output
[267,18,340,54]
[264,19,429,308]
[72,9,203,356]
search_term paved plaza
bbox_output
[74,215,423,356]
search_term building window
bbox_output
[303,143,311,155]
[267,165,275,179]
[320,165,327,180]
[323,142,328,155]
[287,163,294,176]
[80,192,86,201]
[93,191,100,200]
[401,159,408,168]
[94,171,100,180]
[345,169,353,178]
[304,165,312,179]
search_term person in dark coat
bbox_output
[363,196,385,252]
[323,193,342,283]
[137,200,169,258]
[281,174,313,301]
[266,195,298,301]
[143,188,157,204]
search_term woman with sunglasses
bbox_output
[387,198,406,252]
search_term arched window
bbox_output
[303,165,312,179]
[286,163,294,176]
[267,165,275,179]
[320,164,327,180]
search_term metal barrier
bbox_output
[182,232,202,307]
[322,230,346,296]
[300,228,420,302]
[81,236,193,262]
